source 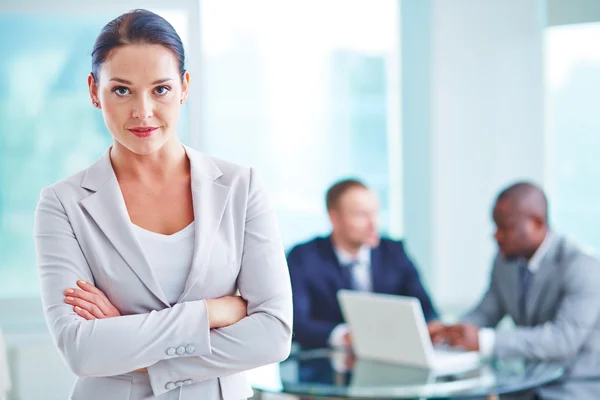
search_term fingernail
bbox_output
[78,280,86,285]
[66,289,74,294]
[66,297,74,301]
[75,306,81,311]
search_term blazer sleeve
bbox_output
[287,246,338,348]
[462,257,507,328]
[34,187,213,378]
[492,255,600,360]
[396,243,439,321]
[146,167,293,397]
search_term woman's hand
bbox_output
[206,295,248,329]
[64,281,147,372]
[64,280,121,320]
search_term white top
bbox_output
[132,222,195,305]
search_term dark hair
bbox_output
[91,9,185,82]
[326,179,368,211]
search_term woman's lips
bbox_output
[128,127,158,138]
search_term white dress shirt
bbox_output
[478,232,553,357]
[329,245,372,347]
[335,245,372,292]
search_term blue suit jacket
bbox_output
[288,236,438,349]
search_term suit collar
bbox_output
[527,232,555,273]
[80,144,230,307]
[80,148,113,192]
[523,234,562,323]
[333,244,371,266]
[184,144,223,182]
[321,236,340,264]
[322,236,385,292]
[81,145,223,192]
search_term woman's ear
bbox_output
[180,71,191,105]
[88,73,100,108]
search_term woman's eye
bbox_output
[154,85,171,96]
[112,86,130,97]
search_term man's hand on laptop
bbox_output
[427,321,447,344]
[447,323,480,351]
[331,350,356,373]
[343,331,353,347]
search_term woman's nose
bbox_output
[131,95,153,120]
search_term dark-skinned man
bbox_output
[432,182,600,400]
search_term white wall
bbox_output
[401,0,546,315]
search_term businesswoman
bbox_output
[33,9,292,400]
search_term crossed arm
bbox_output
[63,280,248,372]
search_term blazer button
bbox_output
[176,346,186,355]
[165,382,176,390]
[166,347,176,356]
[175,381,184,387]
[184,379,193,385]
[185,344,195,354]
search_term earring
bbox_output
[93,102,99,108]
[180,99,184,105]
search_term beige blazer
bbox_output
[34,146,293,400]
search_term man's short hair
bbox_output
[326,179,368,211]
[496,181,549,221]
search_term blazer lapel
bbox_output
[323,237,351,290]
[495,257,522,324]
[80,150,170,307]
[369,246,384,292]
[525,237,560,324]
[179,147,231,300]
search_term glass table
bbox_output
[250,349,564,399]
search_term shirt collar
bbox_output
[334,245,371,266]
[527,232,553,273]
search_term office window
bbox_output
[0,12,189,298]
[0,15,111,298]
[546,23,600,253]
[200,0,400,248]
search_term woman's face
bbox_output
[89,44,190,155]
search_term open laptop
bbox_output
[337,290,480,375]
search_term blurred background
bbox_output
[1,0,600,398]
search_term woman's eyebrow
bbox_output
[109,77,174,84]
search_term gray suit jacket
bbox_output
[463,234,600,399]
[33,146,293,400]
